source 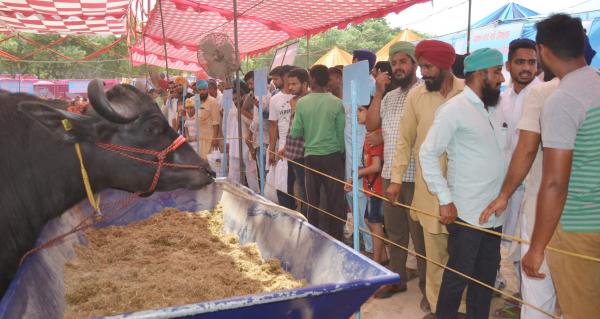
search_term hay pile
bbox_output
[63,205,305,318]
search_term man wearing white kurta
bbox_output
[496,39,540,265]
[420,48,506,319]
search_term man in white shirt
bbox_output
[420,48,506,319]
[268,65,296,209]
[492,38,540,301]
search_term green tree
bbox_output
[242,18,412,73]
[0,34,151,79]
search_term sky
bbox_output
[385,0,600,36]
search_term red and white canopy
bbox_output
[0,0,129,34]
[131,0,428,71]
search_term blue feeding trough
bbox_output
[0,179,399,319]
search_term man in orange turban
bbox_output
[386,39,467,318]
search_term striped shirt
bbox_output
[541,66,600,232]
[380,82,421,181]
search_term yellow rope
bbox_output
[62,119,101,215]
[262,148,600,264]
[244,171,560,319]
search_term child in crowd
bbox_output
[345,103,388,264]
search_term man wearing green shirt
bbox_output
[290,64,346,240]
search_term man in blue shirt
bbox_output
[420,48,506,319]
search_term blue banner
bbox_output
[68,80,90,94]
[0,81,34,93]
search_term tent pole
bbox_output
[233,0,245,183]
[466,0,472,54]
[140,0,149,89]
[158,0,170,80]
[306,35,310,67]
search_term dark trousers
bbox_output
[290,157,307,217]
[436,220,502,319]
[305,153,346,241]
[382,179,427,294]
[276,161,297,210]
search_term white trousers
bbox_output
[520,213,558,319]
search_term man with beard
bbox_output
[522,14,600,318]
[365,41,426,301]
[386,40,464,318]
[420,48,505,319]
[193,80,222,159]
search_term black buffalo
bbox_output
[0,80,214,298]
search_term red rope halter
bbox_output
[95,135,199,193]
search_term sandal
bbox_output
[493,305,521,319]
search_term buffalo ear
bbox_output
[18,102,98,143]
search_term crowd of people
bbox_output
[149,13,597,319]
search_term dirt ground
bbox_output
[359,247,519,319]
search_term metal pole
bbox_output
[233,0,244,183]
[350,80,361,319]
[140,0,149,89]
[306,35,310,68]
[157,0,170,80]
[466,0,472,54]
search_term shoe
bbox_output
[456,313,467,319]
[373,283,407,299]
[420,296,431,312]
[422,313,436,319]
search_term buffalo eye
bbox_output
[144,119,165,136]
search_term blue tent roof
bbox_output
[472,2,539,28]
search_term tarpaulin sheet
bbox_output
[130,0,429,71]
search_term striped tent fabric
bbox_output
[0,0,129,34]
[131,0,428,71]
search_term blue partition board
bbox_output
[342,61,371,106]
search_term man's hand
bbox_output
[277,148,285,159]
[439,203,458,225]
[365,130,383,147]
[375,71,391,95]
[522,248,546,279]
[344,178,353,192]
[479,195,509,225]
[268,149,277,166]
[385,183,402,205]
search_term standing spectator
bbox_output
[269,65,297,209]
[490,38,539,313]
[284,68,310,216]
[208,79,223,111]
[327,65,344,99]
[246,72,271,190]
[183,99,199,153]
[365,41,426,302]
[345,103,388,264]
[330,64,375,256]
[386,40,465,317]
[269,66,286,95]
[482,74,560,319]
[191,80,221,159]
[290,65,346,240]
[420,48,506,319]
[522,14,600,319]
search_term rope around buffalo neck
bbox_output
[62,119,101,216]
